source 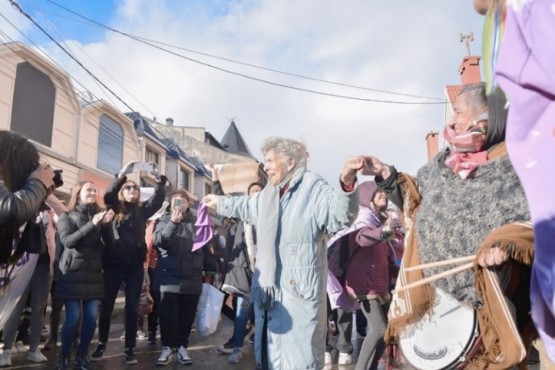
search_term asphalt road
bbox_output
[0,299,546,370]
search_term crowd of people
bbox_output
[0,76,552,370]
[0,2,554,369]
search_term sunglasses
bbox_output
[123,185,139,191]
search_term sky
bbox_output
[0,0,486,184]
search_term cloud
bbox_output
[5,0,485,183]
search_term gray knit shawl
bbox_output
[415,149,530,308]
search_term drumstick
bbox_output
[403,255,475,272]
[395,262,474,293]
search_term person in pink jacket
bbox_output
[333,181,401,370]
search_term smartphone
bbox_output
[133,162,153,172]
[172,198,184,210]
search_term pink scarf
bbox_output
[443,123,488,179]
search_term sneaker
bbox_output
[27,349,48,363]
[137,330,147,340]
[228,349,242,364]
[177,346,192,365]
[56,355,70,370]
[90,343,106,362]
[74,353,91,370]
[324,351,332,366]
[527,346,540,365]
[43,336,57,350]
[0,350,12,367]
[217,337,234,354]
[41,326,50,338]
[14,340,27,353]
[156,347,173,366]
[147,331,157,345]
[338,352,352,366]
[248,333,255,345]
[124,348,138,365]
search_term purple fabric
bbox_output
[496,0,555,360]
[192,203,214,252]
[327,181,378,310]
[327,270,359,312]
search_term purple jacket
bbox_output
[496,1,555,361]
[343,213,391,301]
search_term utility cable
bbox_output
[41,0,447,105]
[42,0,443,101]
[8,0,137,113]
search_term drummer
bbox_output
[362,83,535,369]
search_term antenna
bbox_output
[459,32,474,56]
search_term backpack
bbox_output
[327,233,361,285]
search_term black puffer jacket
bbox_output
[153,210,203,295]
[103,176,165,266]
[54,204,114,300]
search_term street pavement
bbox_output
[0,297,545,370]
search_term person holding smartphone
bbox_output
[54,181,115,370]
[91,161,166,366]
[153,190,203,366]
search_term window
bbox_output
[10,62,55,146]
[179,168,190,191]
[205,183,212,196]
[97,115,123,175]
[145,148,159,165]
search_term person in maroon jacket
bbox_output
[335,181,401,370]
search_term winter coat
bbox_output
[221,220,253,296]
[153,210,203,295]
[343,210,391,302]
[55,204,114,300]
[0,178,47,227]
[0,179,48,258]
[103,176,165,266]
[217,171,358,370]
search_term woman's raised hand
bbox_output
[361,156,391,179]
[340,156,364,187]
[29,163,55,190]
[202,194,220,209]
[118,161,137,179]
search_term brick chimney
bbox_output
[426,131,439,160]
[459,56,482,84]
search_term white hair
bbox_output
[261,137,309,169]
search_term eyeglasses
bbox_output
[123,185,139,191]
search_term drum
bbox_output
[399,289,481,370]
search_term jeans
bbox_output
[147,267,159,333]
[97,264,144,349]
[233,294,252,349]
[159,291,200,348]
[2,263,51,352]
[61,299,100,356]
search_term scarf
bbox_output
[191,203,214,252]
[443,122,488,179]
[251,167,305,309]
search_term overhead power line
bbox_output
[41,0,447,105]
[8,0,137,113]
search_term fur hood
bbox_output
[415,150,530,307]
